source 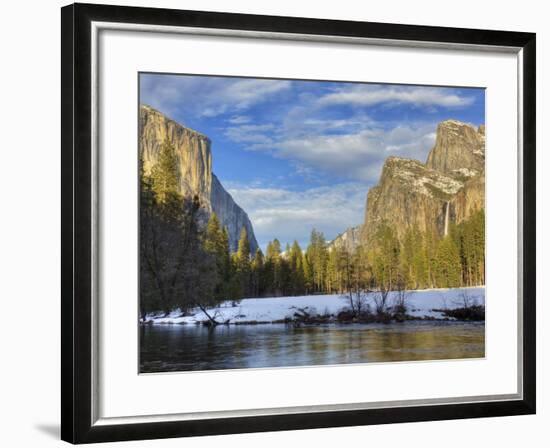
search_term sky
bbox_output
[140,73,485,252]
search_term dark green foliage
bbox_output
[433,236,462,287]
[400,227,429,289]
[140,139,220,321]
[370,223,400,290]
[250,248,264,297]
[150,137,179,203]
[458,209,485,286]
[306,229,329,293]
[204,213,232,301]
[288,241,305,294]
[179,198,219,315]
[234,228,252,298]
[263,239,282,296]
[140,182,217,318]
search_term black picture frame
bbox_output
[61,2,536,444]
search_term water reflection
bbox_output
[140,321,485,373]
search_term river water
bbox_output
[140,321,485,373]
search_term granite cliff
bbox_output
[139,105,259,253]
[362,119,485,244]
[210,174,258,252]
[329,226,362,252]
[426,120,485,175]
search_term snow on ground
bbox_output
[145,287,485,324]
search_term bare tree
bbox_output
[439,293,449,311]
[392,279,412,321]
[443,289,484,321]
[373,285,391,316]
[454,289,479,309]
[340,247,372,318]
[343,287,370,317]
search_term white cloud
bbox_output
[217,79,291,112]
[218,83,443,183]
[227,115,252,124]
[140,75,291,118]
[317,84,475,109]
[226,183,367,251]
[223,124,276,145]
[225,120,437,183]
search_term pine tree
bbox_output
[266,239,282,259]
[434,236,462,287]
[139,167,161,319]
[204,213,222,253]
[262,241,274,296]
[424,229,439,288]
[371,223,400,290]
[280,254,292,296]
[235,227,252,297]
[327,245,347,294]
[302,252,313,295]
[411,230,428,289]
[180,196,219,317]
[220,226,231,281]
[251,248,264,297]
[265,239,282,295]
[472,209,485,285]
[150,137,179,203]
[140,146,206,316]
[399,226,428,289]
[306,229,328,293]
[457,209,485,286]
[227,256,243,302]
[288,241,305,295]
[237,227,251,260]
[203,213,230,300]
[400,228,416,288]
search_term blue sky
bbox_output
[140,73,485,252]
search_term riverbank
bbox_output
[143,286,485,325]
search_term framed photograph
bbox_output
[61,2,536,444]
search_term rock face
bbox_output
[211,174,259,252]
[426,120,485,176]
[362,120,485,243]
[329,226,362,252]
[140,105,213,207]
[139,105,258,253]
[451,175,485,224]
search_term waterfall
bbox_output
[444,201,450,237]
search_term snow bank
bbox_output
[145,287,485,325]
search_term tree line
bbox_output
[223,209,484,302]
[140,138,485,321]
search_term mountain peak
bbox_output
[439,119,474,128]
[426,118,485,175]
[140,104,209,141]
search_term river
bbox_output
[140,321,485,373]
